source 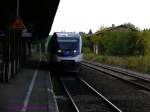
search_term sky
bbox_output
[50,0,150,34]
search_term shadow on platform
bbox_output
[21,59,49,70]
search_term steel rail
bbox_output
[59,77,80,112]
[60,76,122,112]
[83,61,150,82]
[77,77,122,112]
[82,62,150,91]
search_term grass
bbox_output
[83,53,150,74]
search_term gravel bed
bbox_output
[62,77,113,112]
[81,65,150,112]
[51,76,74,112]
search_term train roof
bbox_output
[54,32,80,38]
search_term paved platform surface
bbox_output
[0,60,59,112]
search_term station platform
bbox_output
[0,58,59,112]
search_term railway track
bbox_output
[59,76,122,112]
[82,61,150,91]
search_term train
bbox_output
[47,32,83,74]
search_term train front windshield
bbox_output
[57,38,79,50]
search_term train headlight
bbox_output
[73,50,77,53]
[57,49,62,53]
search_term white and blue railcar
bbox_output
[47,32,82,73]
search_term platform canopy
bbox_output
[0,0,60,40]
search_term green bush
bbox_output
[83,47,91,53]
[83,53,150,74]
[100,30,143,56]
[143,30,150,56]
[83,53,96,60]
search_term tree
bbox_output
[142,29,150,56]
[101,29,143,56]
[81,33,92,53]
[88,29,93,35]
